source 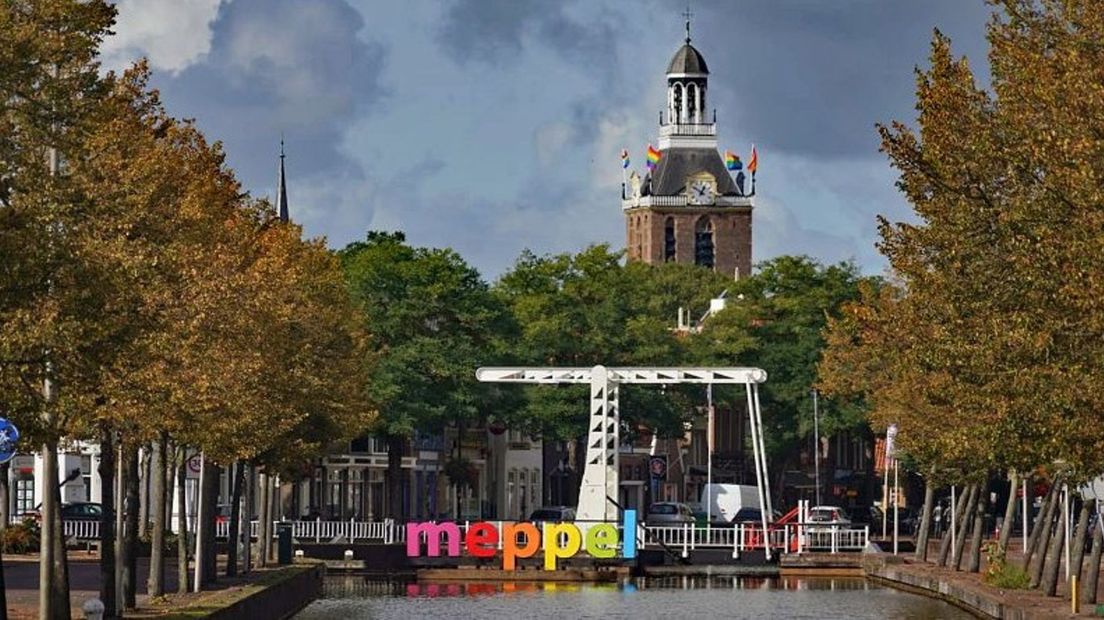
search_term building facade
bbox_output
[623,34,753,280]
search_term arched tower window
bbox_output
[664,217,676,262]
[694,216,714,269]
[672,82,684,124]
[687,83,698,123]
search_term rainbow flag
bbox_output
[724,150,742,171]
[748,145,758,174]
[620,148,630,169]
[646,145,661,170]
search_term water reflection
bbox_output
[299,575,974,619]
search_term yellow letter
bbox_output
[584,523,618,558]
[543,523,582,570]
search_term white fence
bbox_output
[638,523,867,557]
[56,518,868,555]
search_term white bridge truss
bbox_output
[476,365,776,559]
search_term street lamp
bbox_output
[811,389,821,507]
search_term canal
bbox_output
[293,575,974,619]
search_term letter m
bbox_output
[406,522,461,557]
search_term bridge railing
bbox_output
[57,518,869,554]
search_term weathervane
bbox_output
[683,4,694,44]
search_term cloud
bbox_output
[436,0,618,74]
[149,0,387,190]
[101,0,226,73]
[685,0,992,158]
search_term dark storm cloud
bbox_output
[437,0,618,74]
[689,0,992,158]
[152,0,386,189]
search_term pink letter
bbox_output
[407,521,462,557]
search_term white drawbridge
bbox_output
[475,366,774,558]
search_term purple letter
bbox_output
[406,522,462,557]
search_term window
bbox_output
[80,455,92,502]
[694,217,714,268]
[664,217,676,261]
[15,477,34,515]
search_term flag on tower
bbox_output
[748,145,759,174]
[646,145,661,170]
[621,148,630,169]
[724,150,742,171]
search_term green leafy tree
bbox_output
[341,231,510,519]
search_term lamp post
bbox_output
[706,383,714,524]
[811,389,821,507]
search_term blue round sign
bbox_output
[0,418,20,465]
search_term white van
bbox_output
[700,483,763,522]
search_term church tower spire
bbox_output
[276,139,289,223]
[622,23,753,280]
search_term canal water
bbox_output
[293,576,973,619]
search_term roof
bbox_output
[667,43,709,75]
[644,147,742,196]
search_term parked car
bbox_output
[807,505,852,525]
[730,507,781,525]
[528,506,576,524]
[869,506,918,536]
[645,502,695,525]
[61,502,103,520]
[27,502,103,522]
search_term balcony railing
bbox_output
[659,122,717,137]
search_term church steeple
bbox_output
[663,17,712,145]
[276,139,289,223]
[622,20,753,281]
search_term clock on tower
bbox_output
[621,24,753,280]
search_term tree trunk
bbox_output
[1030,489,1058,587]
[1026,478,1059,568]
[38,439,57,620]
[938,484,970,567]
[200,460,220,586]
[98,427,117,619]
[138,447,150,541]
[387,435,404,520]
[1069,500,1090,590]
[123,442,139,609]
[114,442,124,608]
[914,476,935,562]
[176,447,189,594]
[46,434,71,617]
[1040,494,1066,597]
[0,461,9,530]
[147,433,167,597]
[226,462,242,577]
[997,470,1019,554]
[966,486,988,573]
[260,469,271,569]
[257,471,269,568]
[1080,507,1102,605]
[952,484,978,570]
[242,463,253,574]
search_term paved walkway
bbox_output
[5,553,181,618]
[893,537,1104,618]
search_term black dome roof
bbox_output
[666,43,709,75]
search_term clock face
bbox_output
[689,180,714,205]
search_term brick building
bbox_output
[623,32,753,279]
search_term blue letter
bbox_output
[622,509,637,559]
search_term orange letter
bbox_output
[465,522,499,558]
[502,522,539,570]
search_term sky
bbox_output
[99,0,993,280]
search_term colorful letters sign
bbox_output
[406,510,638,570]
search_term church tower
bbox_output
[623,23,753,279]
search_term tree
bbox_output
[820,1,1104,582]
[694,256,873,498]
[341,232,507,519]
[0,2,116,616]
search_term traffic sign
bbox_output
[0,418,19,465]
